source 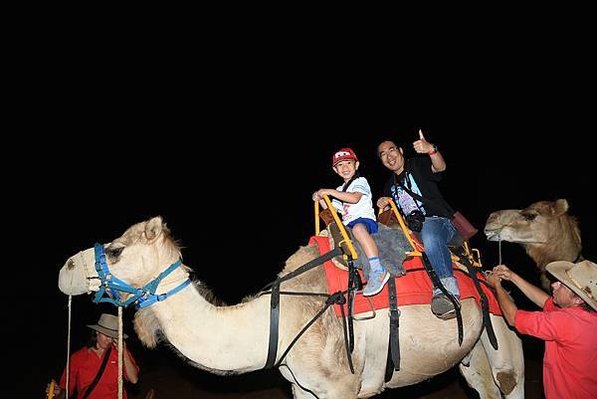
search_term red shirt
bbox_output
[515,297,597,399]
[59,346,139,399]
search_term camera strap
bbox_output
[393,174,425,215]
[393,173,454,216]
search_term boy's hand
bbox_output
[313,189,333,201]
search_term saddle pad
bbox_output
[308,236,501,317]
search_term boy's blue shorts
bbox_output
[347,217,378,234]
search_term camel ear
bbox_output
[145,216,164,242]
[553,199,569,216]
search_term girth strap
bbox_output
[265,282,281,369]
[385,276,400,382]
[346,256,363,353]
[455,248,498,350]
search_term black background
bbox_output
[4,52,595,397]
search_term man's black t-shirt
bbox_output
[383,156,453,218]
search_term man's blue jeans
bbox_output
[420,216,456,280]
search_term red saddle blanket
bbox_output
[308,236,501,317]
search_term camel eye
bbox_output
[106,246,124,258]
[522,212,537,221]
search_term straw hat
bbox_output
[87,313,128,339]
[546,260,597,311]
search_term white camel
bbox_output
[58,216,524,398]
[484,198,582,289]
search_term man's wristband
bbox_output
[428,145,438,155]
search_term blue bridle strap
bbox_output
[92,243,191,309]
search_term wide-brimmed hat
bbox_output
[546,260,597,311]
[87,313,128,339]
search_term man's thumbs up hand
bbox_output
[413,129,435,154]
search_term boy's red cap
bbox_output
[332,148,358,166]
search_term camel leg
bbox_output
[483,315,525,398]
[291,384,319,399]
[280,366,360,399]
[290,384,359,399]
[480,315,525,398]
[459,315,525,398]
[289,381,360,399]
[459,339,502,398]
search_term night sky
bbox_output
[6,92,595,397]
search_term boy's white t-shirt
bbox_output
[332,176,376,225]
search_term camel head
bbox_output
[59,217,184,304]
[484,199,582,270]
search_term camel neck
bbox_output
[151,285,270,372]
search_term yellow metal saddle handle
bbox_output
[314,195,358,261]
[379,200,482,268]
[380,200,423,257]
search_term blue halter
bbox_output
[92,243,192,309]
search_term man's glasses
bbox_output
[379,146,399,159]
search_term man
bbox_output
[47,313,139,399]
[377,130,459,319]
[487,260,597,399]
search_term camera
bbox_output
[406,210,425,232]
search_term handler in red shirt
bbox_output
[48,313,139,399]
[488,260,597,399]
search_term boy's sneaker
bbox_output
[362,269,390,297]
[431,293,461,320]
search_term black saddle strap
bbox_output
[421,252,464,345]
[265,282,281,368]
[261,247,343,292]
[338,293,355,374]
[263,247,343,369]
[83,346,112,399]
[455,248,498,350]
[385,276,400,382]
[346,257,362,353]
[270,291,354,373]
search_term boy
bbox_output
[313,148,389,296]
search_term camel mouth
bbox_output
[484,230,501,241]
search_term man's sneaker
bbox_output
[362,270,390,297]
[431,293,461,320]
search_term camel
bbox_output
[58,216,524,398]
[484,199,582,289]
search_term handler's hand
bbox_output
[492,264,514,281]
